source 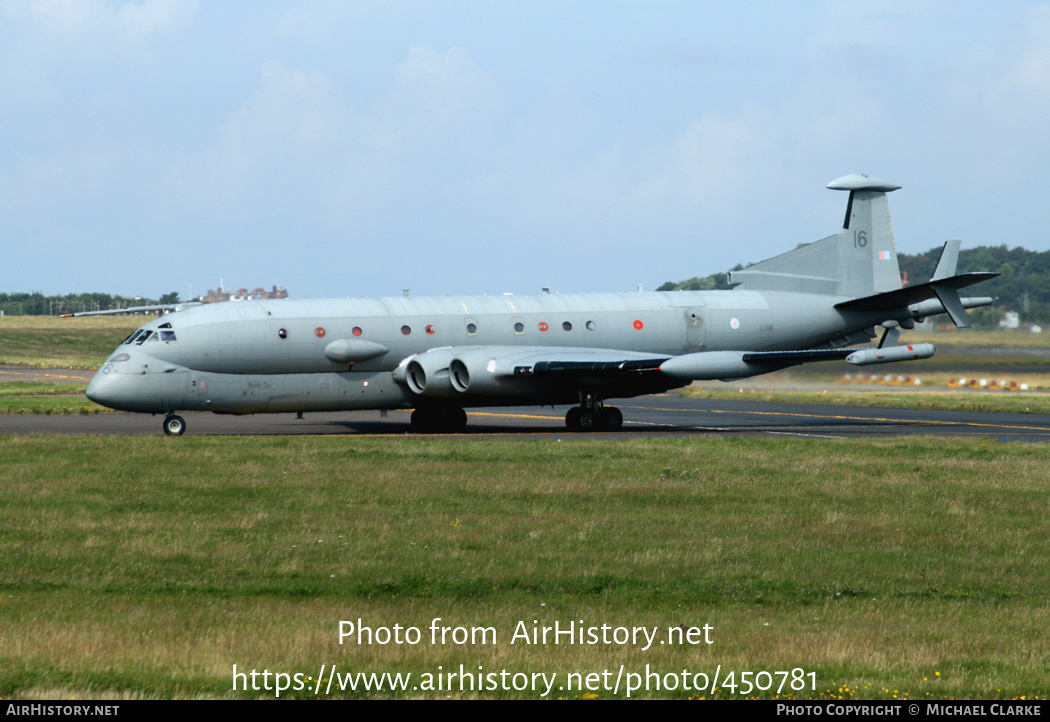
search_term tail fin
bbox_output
[728,174,902,298]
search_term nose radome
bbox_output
[85,367,121,409]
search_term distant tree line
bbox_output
[0,292,181,316]
[656,245,1050,329]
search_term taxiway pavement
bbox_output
[2,393,1048,442]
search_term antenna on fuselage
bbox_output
[402,289,410,297]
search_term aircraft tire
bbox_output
[576,409,598,431]
[411,408,434,433]
[163,415,186,436]
[565,407,583,431]
[446,407,468,433]
[600,407,623,431]
[411,407,467,433]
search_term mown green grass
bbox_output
[0,316,139,368]
[0,436,1046,699]
[0,382,110,415]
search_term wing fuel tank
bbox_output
[845,344,935,366]
[658,351,763,381]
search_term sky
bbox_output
[2,1,1049,300]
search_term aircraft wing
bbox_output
[61,302,202,317]
[511,348,670,375]
[398,343,933,398]
[396,345,673,397]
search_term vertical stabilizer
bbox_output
[728,174,903,298]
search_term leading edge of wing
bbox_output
[505,347,670,375]
[505,346,852,379]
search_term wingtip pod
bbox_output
[845,343,935,366]
[827,174,901,192]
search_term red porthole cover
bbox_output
[315,327,326,338]
[538,322,549,332]
[633,320,644,330]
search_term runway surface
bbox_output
[3,392,1049,441]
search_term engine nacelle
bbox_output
[448,349,512,396]
[397,348,459,397]
[658,351,767,381]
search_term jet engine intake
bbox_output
[399,348,459,397]
[447,349,507,395]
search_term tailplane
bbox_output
[728,174,902,298]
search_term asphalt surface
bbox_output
[3,391,1050,441]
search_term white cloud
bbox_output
[631,113,761,203]
[1003,6,1050,101]
[27,0,197,42]
[369,44,507,148]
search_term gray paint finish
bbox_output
[85,176,996,432]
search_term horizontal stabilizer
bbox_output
[834,273,998,315]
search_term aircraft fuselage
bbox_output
[86,289,866,416]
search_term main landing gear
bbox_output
[565,393,623,432]
[163,414,186,436]
[411,406,468,433]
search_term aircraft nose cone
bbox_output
[86,364,146,411]
[86,367,119,408]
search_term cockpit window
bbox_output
[123,330,143,345]
[160,330,177,342]
[135,331,154,345]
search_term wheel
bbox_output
[565,407,583,431]
[440,407,468,433]
[600,407,623,431]
[576,409,598,431]
[163,415,186,436]
[453,407,468,432]
[411,408,434,432]
[411,407,468,433]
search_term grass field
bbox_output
[0,316,138,368]
[0,435,1047,699]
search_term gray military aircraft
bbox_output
[83,174,996,435]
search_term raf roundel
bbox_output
[633,320,644,330]
[315,327,326,338]
[729,318,740,330]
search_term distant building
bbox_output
[201,284,288,303]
